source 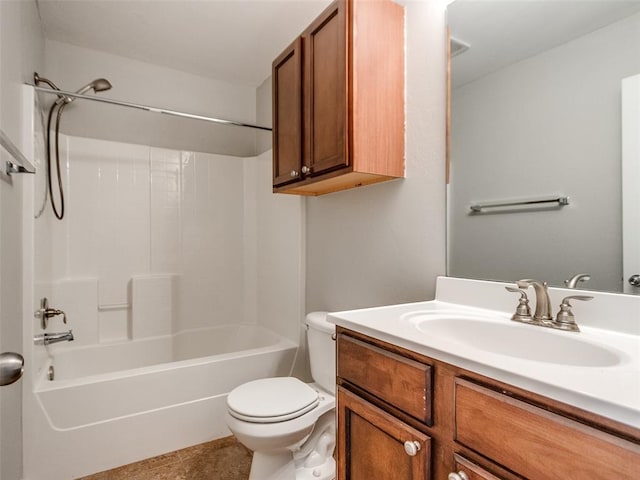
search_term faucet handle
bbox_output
[506,286,528,299]
[553,295,594,332]
[34,297,67,329]
[505,286,533,323]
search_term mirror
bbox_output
[447,0,640,294]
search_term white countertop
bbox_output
[328,278,640,429]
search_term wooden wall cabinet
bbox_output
[272,0,405,196]
[336,328,640,480]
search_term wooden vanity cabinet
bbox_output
[272,0,405,195]
[336,327,640,480]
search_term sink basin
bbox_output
[402,311,623,367]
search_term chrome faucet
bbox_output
[516,279,553,324]
[34,330,74,346]
[509,280,593,332]
[564,273,591,288]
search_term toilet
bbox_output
[225,312,336,480]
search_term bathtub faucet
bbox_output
[34,330,74,346]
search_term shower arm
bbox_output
[33,73,66,102]
[32,86,272,132]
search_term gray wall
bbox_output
[0,1,44,478]
[449,12,640,292]
[43,40,260,157]
[256,75,272,155]
[305,0,448,313]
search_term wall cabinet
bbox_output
[272,0,405,196]
[336,328,640,480]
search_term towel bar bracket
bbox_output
[5,160,35,176]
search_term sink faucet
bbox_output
[516,279,553,324]
[564,273,591,288]
[34,330,74,346]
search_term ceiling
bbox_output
[448,0,640,87]
[37,0,332,87]
[38,0,640,90]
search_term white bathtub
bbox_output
[27,324,297,479]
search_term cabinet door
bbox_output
[303,0,349,176]
[272,37,303,187]
[338,387,430,480]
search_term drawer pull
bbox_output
[403,440,421,456]
[448,472,469,480]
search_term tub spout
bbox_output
[34,330,74,346]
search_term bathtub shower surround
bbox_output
[25,132,304,479]
[39,135,248,343]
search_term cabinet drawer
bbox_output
[454,378,640,480]
[337,334,432,424]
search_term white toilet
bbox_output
[226,312,336,480]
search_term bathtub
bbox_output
[27,324,297,480]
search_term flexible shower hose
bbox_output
[45,100,66,220]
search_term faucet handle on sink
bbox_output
[505,286,533,323]
[552,295,594,332]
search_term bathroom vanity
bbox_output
[331,278,640,479]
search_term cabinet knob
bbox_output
[403,440,421,456]
[301,165,311,174]
[290,170,298,178]
[448,471,469,480]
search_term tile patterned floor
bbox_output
[77,436,252,480]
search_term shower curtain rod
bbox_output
[32,85,272,132]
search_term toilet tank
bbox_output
[305,312,335,395]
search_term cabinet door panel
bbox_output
[304,0,348,175]
[338,387,430,480]
[272,37,303,187]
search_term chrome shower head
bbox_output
[75,78,113,95]
[56,77,113,105]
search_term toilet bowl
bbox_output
[225,312,336,480]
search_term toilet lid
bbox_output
[227,377,320,423]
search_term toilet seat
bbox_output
[227,377,320,424]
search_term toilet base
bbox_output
[249,451,296,480]
[246,410,336,480]
[295,456,335,480]
[248,451,335,480]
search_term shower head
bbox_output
[56,77,113,105]
[75,78,113,95]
